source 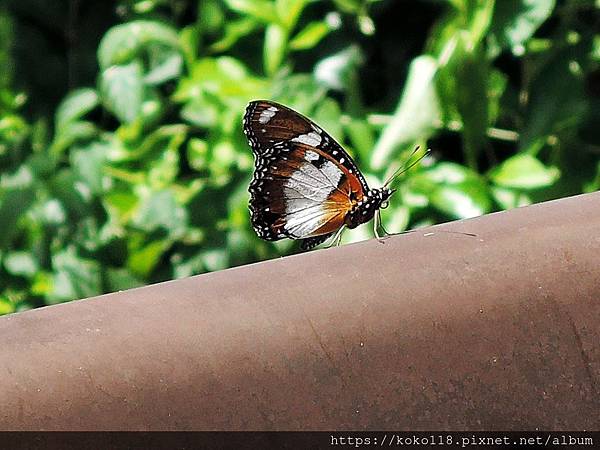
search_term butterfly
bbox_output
[243,100,419,250]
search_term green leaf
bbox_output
[98,20,180,70]
[50,121,98,156]
[413,162,491,219]
[490,0,556,54]
[431,180,492,219]
[187,138,209,171]
[127,237,170,277]
[313,98,343,143]
[489,154,560,189]
[371,55,440,169]
[463,0,495,45]
[200,249,229,272]
[314,45,363,91]
[264,24,287,75]
[224,0,279,24]
[381,205,410,234]
[209,18,259,53]
[106,268,144,291]
[71,141,110,194]
[49,247,101,303]
[50,169,91,219]
[422,162,474,184]
[132,190,188,239]
[436,33,489,170]
[491,186,531,209]
[0,297,15,315]
[289,21,330,50]
[345,118,375,162]
[104,191,139,225]
[99,60,144,123]
[198,0,225,33]
[455,43,489,170]
[144,47,183,85]
[276,0,309,29]
[55,88,99,130]
[592,35,600,62]
[3,251,38,278]
[520,46,588,154]
[0,187,35,249]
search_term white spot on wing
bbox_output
[305,150,319,161]
[292,132,321,147]
[258,106,278,124]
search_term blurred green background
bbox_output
[0,0,598,314]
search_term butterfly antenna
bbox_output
[383,146,431,188]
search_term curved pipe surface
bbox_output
[1,193,599,430]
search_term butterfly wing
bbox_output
[244,100,368,242]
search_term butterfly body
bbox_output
[243,100,394,249]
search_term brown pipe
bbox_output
[1,192,599,430]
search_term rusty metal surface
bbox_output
[1,192,599,430]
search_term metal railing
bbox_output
[1,192,599,430]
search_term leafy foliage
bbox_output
[0,0,599,314]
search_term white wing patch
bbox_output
[284,204,328,237]
[258,106,278,124]
[281,159,345,238]
[305,150,320,161]
[292,132,321,146]
[320,160,344,188]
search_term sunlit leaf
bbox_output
[98,20,180,69]
[144,47,183,85]
[276,0,309,29]
[490,0,556,55]
[313,98,343,143]
[187,138,209,171]
[431,180,491,219]
[345,118,375,162]
[314,45,363,91]
[491,186,532,209]
[127,238,170,278]
[55,88,99,130]
[371,56,440,169]
[0,297,15,315]
[289,21,330,50]
[49,247,101,303]
[3,251,38,278]
[489,154,560,189]
[99,60,144,124]
[133,190,188,238]
[264,24,287,75]
[209,18,259,53]
[224,0,278,24]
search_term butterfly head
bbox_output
[378,187,396,209]
[346,187,396,229]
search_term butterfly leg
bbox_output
[325,226,346,248]
[374,210,387,244]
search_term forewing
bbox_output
[244,100,370,191]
